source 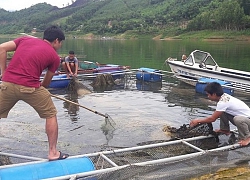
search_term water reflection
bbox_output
[49,88,81,122]
[165,82,214,109]
[63,92,80,122]
[136,80,162,92]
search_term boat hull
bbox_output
[40,74,70,88]
[59,63,130,80]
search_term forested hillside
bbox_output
[0,0,249,37]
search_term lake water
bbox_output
[59,39,250,71]
[1,38,250,161]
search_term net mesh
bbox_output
[1,124,249,180]
[162,123,216,139]
[76,124,248,180]
[79,139,250,180]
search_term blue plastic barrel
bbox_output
[49,74,70,88]
[136,67,162,82]
[0,157,95,180]
[195,78,234,95]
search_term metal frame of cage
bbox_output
[0,135,241,180]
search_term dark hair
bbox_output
[43,25,65,42]
[69,50,75,54]
[204,82,224,96]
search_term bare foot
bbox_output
[48,151,60,160]
[239,137,250,146]
[215,129,231,135]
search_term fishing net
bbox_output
[0,123,249,180]
[76,124,248,180]
[104,113,115,125]
[67,77,92,96]
[162,123,216,139]
[91,74,116,92]
[86,145,250,180]
[0,155,11,166]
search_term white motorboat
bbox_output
[166,50,250,94]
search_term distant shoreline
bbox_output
[1,30,250,42]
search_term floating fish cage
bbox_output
[136,80,162,91]
[136,68,162,82]
[0,134,243,180]
[195,78,234,95]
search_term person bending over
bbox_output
[190,82,250,146]
[62,50,79,78]
[0,25,69,160]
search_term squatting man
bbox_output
[190,82,250,146]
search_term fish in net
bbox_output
[134,123,220,157]
[163,123,217,139]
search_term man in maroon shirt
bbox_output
[0,25,69,161]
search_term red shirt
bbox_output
[2,37,60,88]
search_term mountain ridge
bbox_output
[0,0,249,39]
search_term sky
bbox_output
[0,0,72,11]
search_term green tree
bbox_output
[215,0,245,30]
[188,0,246,31]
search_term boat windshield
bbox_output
[193,51,207,64]
[204,56,216,66]
[184,50,217,66]
[184,55,193,65]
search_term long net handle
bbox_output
[51,94,108,118]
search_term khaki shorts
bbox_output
[0,82,57,119]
